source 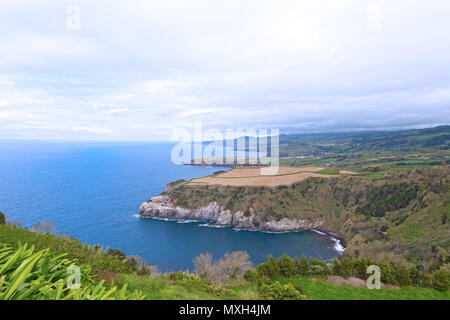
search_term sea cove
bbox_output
[0,141,342,272]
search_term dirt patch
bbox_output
[217,166,324,178]
[339,170,359,175]
[190,172,336,186]
[188,166,358,187]
[327,276,399,289]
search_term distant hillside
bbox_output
[279,125,450,156]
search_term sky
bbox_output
[0,0,450,141]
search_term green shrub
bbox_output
[410,267,423,286]
[166,271,191,281]
[244,269,259,282]
[258,281,306,300]
[339,258,353,278]
[392,264,412,286]
[432,270,450,291]
[379,262,395,284]
[351,258,372,279]
[108,248,126,259]
[309,257,330,275]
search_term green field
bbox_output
[235,277,450,300]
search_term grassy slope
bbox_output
[235,278,450,300]
[120,273,450,300]
[118,273,241,300]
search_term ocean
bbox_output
[0,141,342,272]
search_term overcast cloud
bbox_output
[0,0,449,140]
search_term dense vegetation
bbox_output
[244,254,449,291]
[356,183,419,217]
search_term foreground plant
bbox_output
[0,243,145,300]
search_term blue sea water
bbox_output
[0,141,342,272]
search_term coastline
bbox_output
[138,195,346,254]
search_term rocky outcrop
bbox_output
[139,195,324,233]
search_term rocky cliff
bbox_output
[139,195,323,233]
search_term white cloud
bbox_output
[0,0,449,140]
[105,108,129,115]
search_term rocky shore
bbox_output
[139,195,325,233]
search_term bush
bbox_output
[244,269,259,282]
[309,257,330,275]
[166,271,191,281]
[410,267,423,286]
[339,258,353,278]
[392,264,412,286]
[258,281,306,300]
[351,258,372,280]
[379,262,395,284]
[432,270,450,291]
[256,262,270,279]
[108,248,126,259]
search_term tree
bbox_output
[0,212,5,225]
[297,254,309,275]
[31,221,43,233]
[266,255,280,279]
[217,251,253,282]
[193,253,214,279]
[194,251,253,283]
[42,221,55,234]
[339,257,353,278]
[31,221,55,234]
[278,254,295,277]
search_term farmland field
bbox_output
[188,166,358,186]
